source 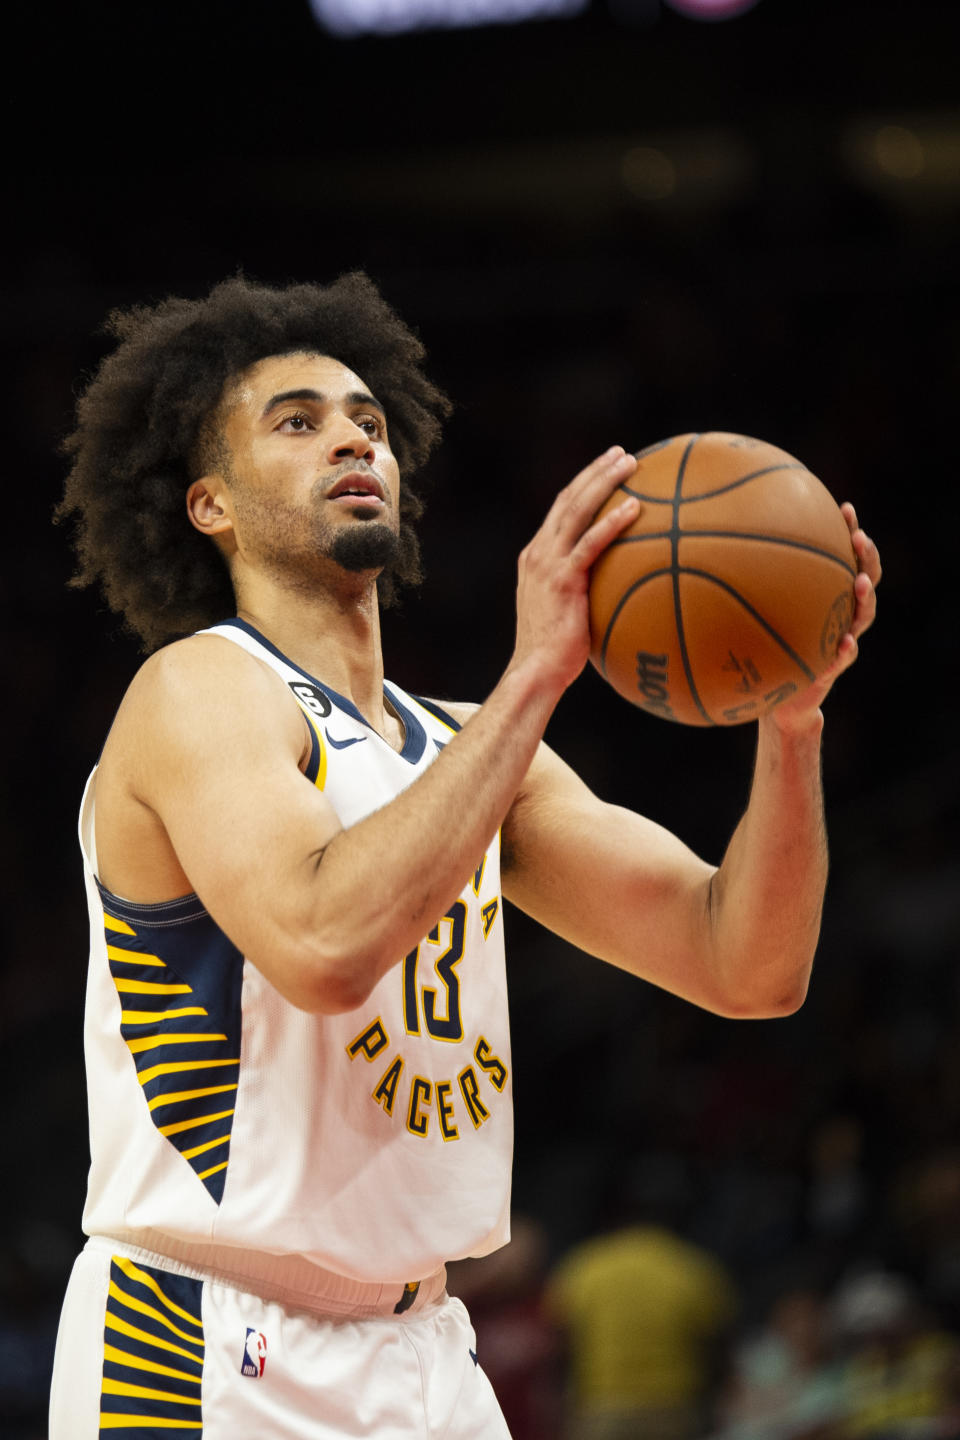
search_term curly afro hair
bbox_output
[57,272,452,651]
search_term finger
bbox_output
[850,571,877,639]
[840,502,882,586]
[852,528,882,588]
[833,630,859,673]
[570,494,642,570]
[563,445,626,496]
[536,447,623,538]
[771,630,859,730]
[552,451,639,543]
[810,631,859,703]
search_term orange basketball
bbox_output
[588,432,857,726]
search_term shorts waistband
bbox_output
[87,1232,447,1320]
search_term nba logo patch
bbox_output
[241,1327,267,1378]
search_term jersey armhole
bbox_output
[412,696,462,734]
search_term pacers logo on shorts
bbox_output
[241,1327,267,1378]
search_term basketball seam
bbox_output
[671,439,712,725]
[599,566,673,674]
[620,488,673,504]
[597,565,817,719]
[679,569,817,687]
[621,462,805,506]
[599,442,837,725]
[675,462,807,502]
[606,528,856,575]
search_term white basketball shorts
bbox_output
[50,1237,513,1438]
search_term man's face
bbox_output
[213,351,401,587]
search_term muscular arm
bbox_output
[104,451,877,1021]
[501,507,880,1018]
[501,720,825,1018]
[103,447,642,1014]
[116,638,560,1013]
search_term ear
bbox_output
[186,477,235,544]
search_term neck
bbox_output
[235,570,388,729]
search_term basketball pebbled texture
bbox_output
[588,432,857,726]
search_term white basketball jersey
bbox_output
[80,619,513,1286]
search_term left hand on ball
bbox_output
[767,502,881,734]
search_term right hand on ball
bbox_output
[509,446,641,697]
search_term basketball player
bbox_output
[50,273,879,1438]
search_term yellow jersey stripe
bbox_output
[197,1158,230,1182]
[104,1343,201,1386]
[122,1008,209,1025]
[104,916,137,936]
[149,1084,237,1112]
[101,1377,202,1406]
[181,1132,231,1161]
[126,1033,228,1055]
[298,705,328,791]
[99,1416,202,1430]
[158,1108,235,1139]
[138,1057,239,1085]
[114,978,192,995]
[107,944,164,966]
[104,1313,203,1366]
[107,1282,204,1348]
[112,1261,204,1331]
[418,700,459,735]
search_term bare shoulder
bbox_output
[96,634,316,900]
[126,633,298,723]
[128,632,287,706]
[104,633,307,788]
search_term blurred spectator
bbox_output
[714,1284,845,1439]
[807,1115,870,1246]
[891,1148,960,1332]
[714,1268,960,1440]
[545,1155,738,1440]
[828,1267,960,1438]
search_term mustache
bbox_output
[316,462,389,504]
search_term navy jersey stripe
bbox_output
[101,1256,204,1433]
[102,904,243,1204]
[97,883,204,923]
[215,618,429,764]
[411,695,462,734]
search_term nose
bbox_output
[326,414,375,467]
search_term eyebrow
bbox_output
[260,388,386,418]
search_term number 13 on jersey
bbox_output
[403,901,466,1043]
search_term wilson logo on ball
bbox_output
[635,651,675,721]
[589,432,857,727]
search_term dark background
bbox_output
[4,0,960,1433]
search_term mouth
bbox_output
[326,471,386,506]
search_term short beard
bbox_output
[330,520,399,575]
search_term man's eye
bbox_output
[357,416,383,437]
[278,412,312,432]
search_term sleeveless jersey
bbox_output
[79,619,513,1287]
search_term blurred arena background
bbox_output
[5,0,960,1433]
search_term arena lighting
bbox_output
[309,0,588,37]
[664,0,760,18]
[841,113,960,211]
